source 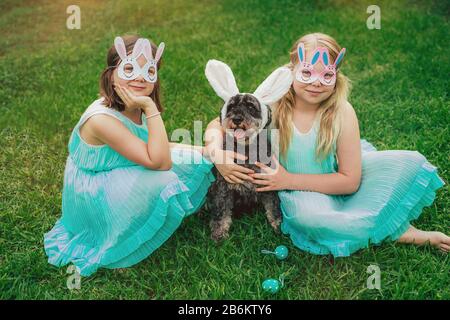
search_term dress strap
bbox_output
[77,98,122,130]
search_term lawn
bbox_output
[0,0,448,299]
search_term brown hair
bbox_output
[274,32,351,160]
[99,34,164,112]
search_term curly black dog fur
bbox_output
[207,93,282,242]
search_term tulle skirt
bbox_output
[279,142,445,257]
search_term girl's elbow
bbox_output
[154,157,172,171]
[143,158,172,171]
[347,177,361,194]
[338,171,361,194]
[158,159,172,171]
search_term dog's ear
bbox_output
[219,99,232,126]
[253,66,293,106]
[263,106,272,129]
[205,60,240,102]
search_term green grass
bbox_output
[0,0,449,299]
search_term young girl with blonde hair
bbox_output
[206,32,449,256]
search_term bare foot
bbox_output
[398,226,450,253]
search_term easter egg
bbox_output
[274,245,289,260]
[262,278,281,293]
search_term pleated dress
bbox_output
[278,119,445,257]
[44,98,215,276]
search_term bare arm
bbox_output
[204,117,224,160]
[88,85,171,170]
[169,142,205,156]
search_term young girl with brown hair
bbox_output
[44,35,214,276]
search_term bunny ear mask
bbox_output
[295,42,347,86]
[205,59,293,131]
[114,36,165,83]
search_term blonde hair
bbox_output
[273,33,351,160]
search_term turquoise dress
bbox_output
[278,119,445,257]
[44,98,215,276]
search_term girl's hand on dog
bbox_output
[114,84,158,114]
[251,155,292,192]
[212,149,255,184]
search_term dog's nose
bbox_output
[233,115,244,125]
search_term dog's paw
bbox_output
[211,230,229,243]
[270,217,282,234]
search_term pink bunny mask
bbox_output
[295,42,346,86]
[114,36,165,83]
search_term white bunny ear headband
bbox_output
[205,59,293,130]
[114,36,165,83]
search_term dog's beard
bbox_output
[223,118,262,144]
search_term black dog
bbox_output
[207,93,282,242]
